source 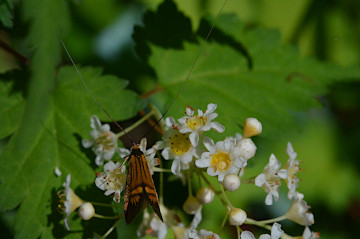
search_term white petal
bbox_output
[182,153,193,164]
[265,193,273,205]
[271,222,284,239]
[206,112,218,121]
[206,103,217,113]
[207,167,217,176]
[64,217,71,231]
[178,116,187,124]
[286,142,297,160]
[139,138,147,152]
[104,161,117,172]
[171,159,181,175]
[223,139,233,151]
[186,106,194,116]
[161,147,173,160]
[235,133,243,140]
[82,139,94,148]
[195,157,211,168]
[190,208,202,229]
[179,127,192,133]
[104,189,115,196]
[95,177,106,190]
[217,173,225,182]
[90,130,100,139]
[203,137,215,152]
[241,231,256,239]
[189,132,199,147]
[259,234,271,239]
[165,117,176,127]
[90,115,101,130]
[101,124,110,132]
[118,148,131,158]
[54,167,62,177]
[277,169,288,179]
[255,174,266,187]
[103,149,115,160]
[153,141,165,150]
[95,155,103,166]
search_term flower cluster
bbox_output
[255,142,303,205]
[57,175,95,231]
[68,103,318,239]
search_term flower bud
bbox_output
[236,138,257,160]
[243,118,262,138]
[229,208,247,226]
[196,187,215,205]
[285,199,314,226]
[78,202,95,220]
[183,196,201,215]
[223,174,240,192]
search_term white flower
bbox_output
[241,223,283,239]
[57,174,84,231]
[302,226,320,239]
[118,138,162,175]
[137,210,167,239]
[255,154,288,205]
[95,161,126,203]
[82,116,118,166]
[137,204,181,239]
[178,103,225,147]
[139,138,163,175]
[283,142,302,200]
[187,228,220,239]
[162,118,200,175]
[196,137,245,182]
[285,198,314,226]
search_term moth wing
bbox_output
[124,152,163,224]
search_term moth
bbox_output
[124,144,163,224]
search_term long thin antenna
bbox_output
[141,0,228,139]
[60,39,136,145]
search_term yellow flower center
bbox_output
[187,115,206,130]
[169,133,191,155]
[211,150,232,172]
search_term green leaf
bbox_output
[0,81,25,139]
[145,14,360,139]
[0,66,144,238]
[0,0,13,28]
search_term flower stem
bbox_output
[245,218,272,230]
[152,167,172,173]
[115,111,154,138]
[90,202,113,207]
[219,209,230,232]
[158,152,164,204]
[241,177,255,184]
[198,170,228,208]
[256,215,287,224]
[220,185,233,208]
[94,214,120,220]
[187,171,193,196]
[236,226,241,239]
[100,216,122,239]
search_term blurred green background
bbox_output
[1,0,359,238]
